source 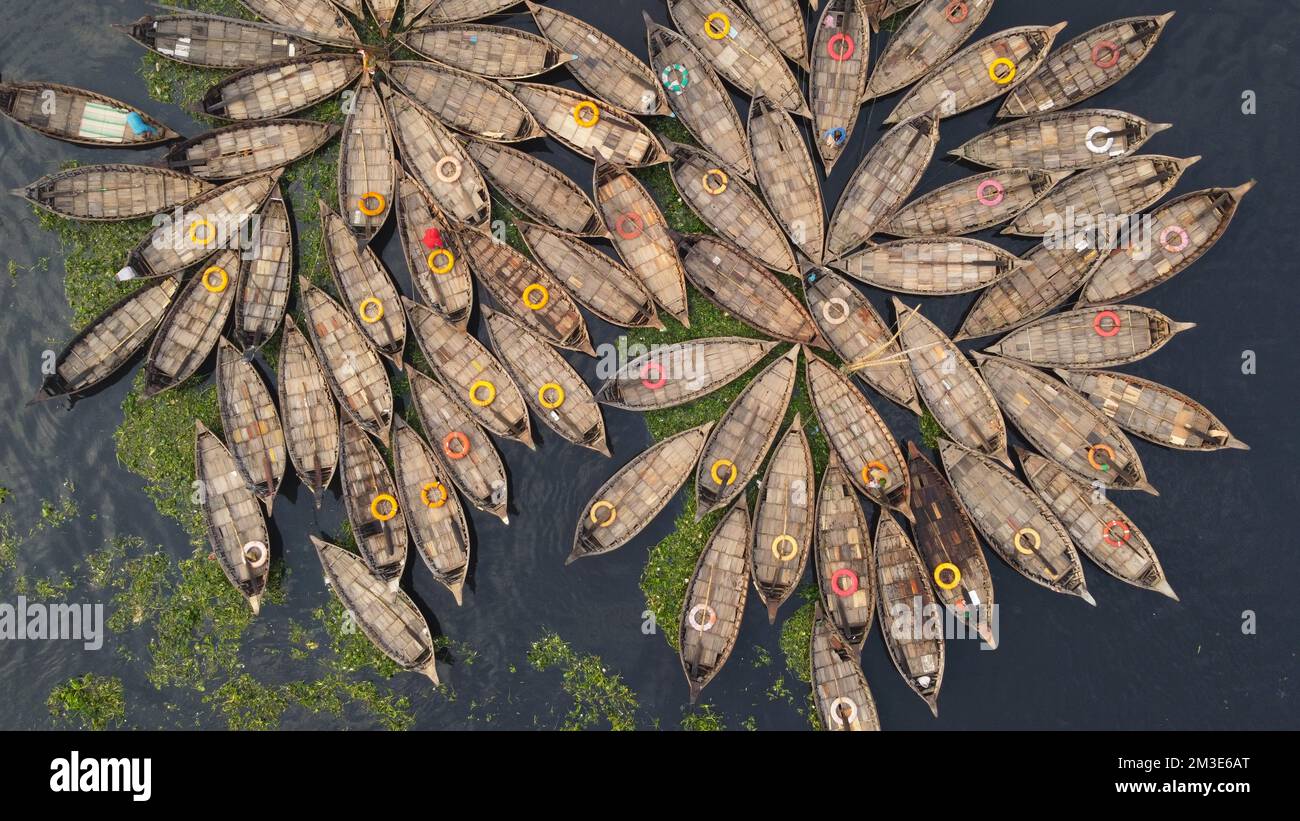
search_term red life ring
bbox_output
[945,0,969,23]
[1102,519,1132,547]
[827,33,854,62]
[1093,310,1122,337]
[830,568,859,598]
[615,212,644,239]
[639,361,667,390]
[1091,40,1121,69]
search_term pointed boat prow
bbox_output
[1047,21,1069,37]
[1231,179,1258,199]
[421,660,441,686]
[247,594,262,616]
[978,622,998,649]
[766,601,780,624]
[927,699,939,718]
[1154,578,1180,602]
[1136,481,1161,497]
[450,585,465,607]
[1149,122,1175,135]
[688,681,704,705]
[1225,437,1251,451]
[564,550,581,566]
[1157,11,1177,24]
[1077,588,1097,607]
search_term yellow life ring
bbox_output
[358,192,386,216]
[370,493,398,521]
[538,383,565,409]
[934,562,961,590]
[188,218,215,246]
[572,101,600,128]
[200,265,229,294]
[469,380,496,407]
[704,12,730,39]
[589,500,617,527]
[771,534,799,562]
[522,283,549,310]
[427,248,455,275]
[1014,527,1041,555]
[861,460,890,489]
[701,168,728,195]
[709,458,737,486]
[988,58,1018,85]
[434,156,462,184]
[420,481,448,508]
[358,297,384,324]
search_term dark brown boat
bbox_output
[32,278,178,404]
[163,119,338,181]
[751,416,816,623]
[882,168,1065,238]
[955,238,1106,341]
[811,605,880,731]
[809,0,871,173]
[394,176,473,327]
[116,13,322,69]
[742,0,809,68]
[500,80,668,167]
[238,0,359,45]
[570,422,714,563]
[216,337,286,514]
[233,187,293,354]
[462,138,605,237]
[400,23,572,79]
[814,462,875,653]
[391,419,471,605]
[749,96,826,263]
[595,338,777,411]
[277,315,339,509]
[338,77,397,243]
[834,237,1019,295]
[874,514,943,715]
[202,54,362,121]
[196,421,270,614]
[321,202,406,363]
[384,60,542,142]
[141,250,241,397]
[864,0,994,101]
[951,109,1172,172]
[0,79,179,147]
[695,347,800,518]
[14,164,212,222]
[368,0,400,36]
[983,305,1195,370]
[679,497,751,703]
[339,418,408,587]
[1057,369,1249,453]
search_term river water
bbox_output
[0,0,1295,729]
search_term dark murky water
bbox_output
[0,0,1295,729]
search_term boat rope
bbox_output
[841,303,919,374]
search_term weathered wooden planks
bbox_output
[203,54,361,120]
[142,249,241,397]
[809,0,871,173]
[463,138,605,236]
[339,418,408,586]
[15,164,212,222]
[391,419,471,604]
[750,96,826,263]
[814,462,876,653]
[529,3,668,115]
[277,315,339,509]
[400,23,572,79]
[502,81,668,167]
[864,0,994,101]
[320,203,406,363]
[874,514,943,715]
[394,176,473,328]
[834,237,1018,295]
[238,0,359,45]
[117,13,321,69]
[955,238,1106,340]
[164,119,338,181]
[385,60,542,142]
[0,79,179,146]
[338,77,396,242]
[196,421,270,614]
[679,497,751,703]
[751,416,816,623]
[216,337,286,514]
[596,337,777,411]
[234,188,293,354]
[812,605,880,730]
[983,305,1195,369]
[883,168,1064,238]
[951,109,1172,172]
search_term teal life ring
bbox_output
[660,64,689,94]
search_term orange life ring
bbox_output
[1093,310,1122,337]
[945,1,969,23]
[615,212,644,239]
[1102,519,1132,547]
[1087,443,1116,472]
[862,461,890,489]
[442,431,471,460]
[1091,40,1121,69]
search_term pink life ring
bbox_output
[827,33,854,62]
[1160,225,1190,253]
[639,361,667,390]
[830,568,859,598]
[977,179,1006,207]
[1092,40,1121,69]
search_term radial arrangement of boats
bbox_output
[10,1,1248,729]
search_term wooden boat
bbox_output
[528,3,667,116]
[984,305,1195,370]
[695,347,800,518]
[311,536,440,684]
[0,79,178,147]
[809,0,870,173]
[394,177,473,327]
[233,187,292,354]
[196,421,270,614]
[826,113,939,260]
[593,157,690,327]
[391,419,471,604]
[595,337,777,411]
[31,278,178,405]
[400,23,572,79]
[299,277,393,444]
[1018,449,1177,600]
[999,14,1176,118]
[569,422,714,563]
[938,439,1094,603]
[483,308,609,455]
[337,77,396,242]
[404,297,533,448]
[162,120,338,181]
[277,316,339,509]
[141,250,241,397]
[407,364,511,523]
[802,266,919,411]
[742,0,809,68]
[974,353,1155,494]
[873,514,943,715]
[834,237,1019,295]
[951,109,1172,172]
[645,19,755,182]
[517,220,662,330]
[864,0,994,101]
[1058,369,1249,453]
[382,84,491,228]
[321,203,406,363]
[749,96,825,263]
[679,497,751,703]
[500,81,668,167]
[805,353,911,516]
[885,24,1066,125]
[202,54,362,121]
[1079,182,1255,305]
[811,605,880,730]
[339,419,408,586]
[905,441,996,646]
[666,0,809,117]
[955,239,1105,341]
[384,60,542,142]
[238,0,359,45]
[118,172,278,281]
[891,299,1009,465]
[677,233,822,346]
[665,142,793,274]
[751,416,816,623]
[462,138,604,236]
[14,164,212,222]
[445,223,593,354]
[216,338,286,514]
[368,0,399,35]
[416,0,522,25]
[330,0,364,15]
[883,168,1065,238]
[814,462,875,653]
[1006,155,1199,237]
[116,13,322,69]
[864,0,921,31]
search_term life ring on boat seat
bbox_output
[771,534,800,562]
[370,493,399,521]
[1086,443,1116,472]
[1091,40,1121,69]
[821,297,850,325]
[538,382,565,409]
[687,603,717,632]
[1084,126,1115,155]
[830,568,859,598]
[639,361,667,389]
[861,460,890,489]
[1159,225,1190,253]
[589,500,617,527]
[827,33,855,62]
[1102,519,1132,547]
[1014,527,1041,555]
[357,192,386,216]
[421,481,449,508]
[710,458,737,486]
[242,540,268,568]
[988,58,1017,86]
[944,1,969,23]
[615,212,644,239]
[521,283,549,310]
[442,431,471,460]
[358,296,384,324]
[977,179,1006,207]
[1092,310,1122,337]
[701,168,729,195]
[434,156,462,184]
[660,64,689,93]
[828,697,858,726]
[571,101,600,128]
[704,12,730,39]
[201,265,229,293]
[188,217,216,246]
[469,380,496,407]
[934,562,961,590]
[427,248,455,275]
[823,126,847,147]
